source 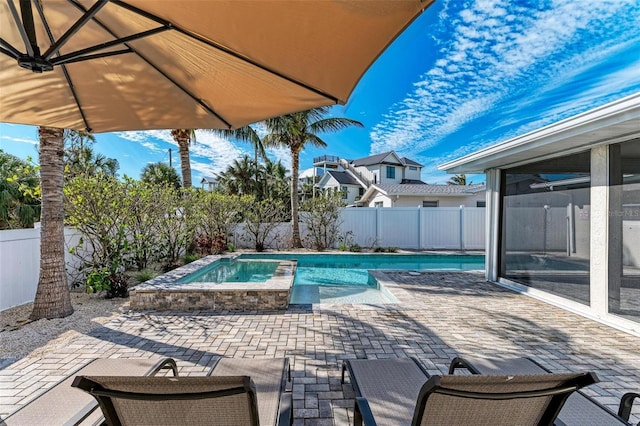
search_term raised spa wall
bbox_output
[129,255,296,311]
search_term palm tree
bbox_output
[170,129,196,188]
[64,130,119,179]
[448,174,470,185]
[211,126,267,186]
[263,107,363,247]
[30,127,73,320]
[0,150,41,229]
[216,156,258,196]
[141,162,182,189]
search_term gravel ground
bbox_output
[0,291,128,362]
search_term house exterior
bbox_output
[315,151,486,207]
[316,170,364,205]
[439,93,640,336]
[200,176,218,191]
[360,183,486,207]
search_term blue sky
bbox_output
[2,0,639,184]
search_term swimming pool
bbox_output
[238,253,484,304]
[178,258,280,284]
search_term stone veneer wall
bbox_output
[130,289,290,311]
[129,255,295,311]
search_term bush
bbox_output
[301,193,345,251]
[182,253,200,264]
[134,269,156,284]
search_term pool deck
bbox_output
[1,271,640,424]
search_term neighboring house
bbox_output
[360,183,486,207]
[200,176,218,191]
[314,151,486,207]
[439,92,640,336]
[316,170,364,205]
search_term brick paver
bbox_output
[1,271,639,424]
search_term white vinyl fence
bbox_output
[0,226,84,311]
[232,206,486,251]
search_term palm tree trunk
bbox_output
[290,146,302,248]
[178,137,192,188]
[30,127,73,320]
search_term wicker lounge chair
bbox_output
[449,356,640,426]
[72,357,292,426]
[342,357,597,426]
[3,357,177,426]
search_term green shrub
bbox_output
[349,244,361,252]
[183,253,200,264]
[134,269,156,284]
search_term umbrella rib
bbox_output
[64,0,233,128]
[111,0,341,104]
[43,0,109,60]
[6,0,34,57]
[0,37,22,59]
[33,0,92,131]
[50,27,169,66]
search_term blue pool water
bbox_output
[178,259,279,284]
[238,253,484,304]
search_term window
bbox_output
[422,201,438,207]
[608,140,640,323]
[341,186,348,199]
[409,166,417,171]
[359,187,365,196]
[386,166,395,179]
[501,151,590,305]
[374,201,383,207]
[477,201,486,207]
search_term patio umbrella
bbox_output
[0,0,433,132]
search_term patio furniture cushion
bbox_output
[3,357,177,426]
[449,356,637,426]
[208,357,292,426]
[343,357,597,426]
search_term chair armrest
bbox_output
[277,391,293,426]
[618,392,640,423]
[149,358,179,376]
[354,397,378,426]
[448,357,480,375]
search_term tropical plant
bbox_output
[0,150,40,229]
[140,162,181,189]
[170,129,196,188]
[448,174,470,185]
[63,130,119,179]
[191,191,249,251]
[216,156,258,196]
[30,126,73,320]
[263,106,362,247]
[211,125,267,188]
[300,192,346,251]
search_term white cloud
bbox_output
[369,0,638,166]
[0,135,37,145]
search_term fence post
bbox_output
[459,205,464,251]
[376,206,382,247]
[418,205,423,249]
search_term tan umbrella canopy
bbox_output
[0,0,433,132]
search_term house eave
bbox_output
[438,92,640,174]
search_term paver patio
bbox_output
[1,271,639,425]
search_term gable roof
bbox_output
[200,176,217,183]
[360,183,486,203]
[374,183,485,196]
[350,151,423,167]
[319,170,361,186]
[401,157,423,167]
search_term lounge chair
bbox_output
[72,357,292,426]
[342,357,597,426]
[2,357,177,426]
[449,356,640,426]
